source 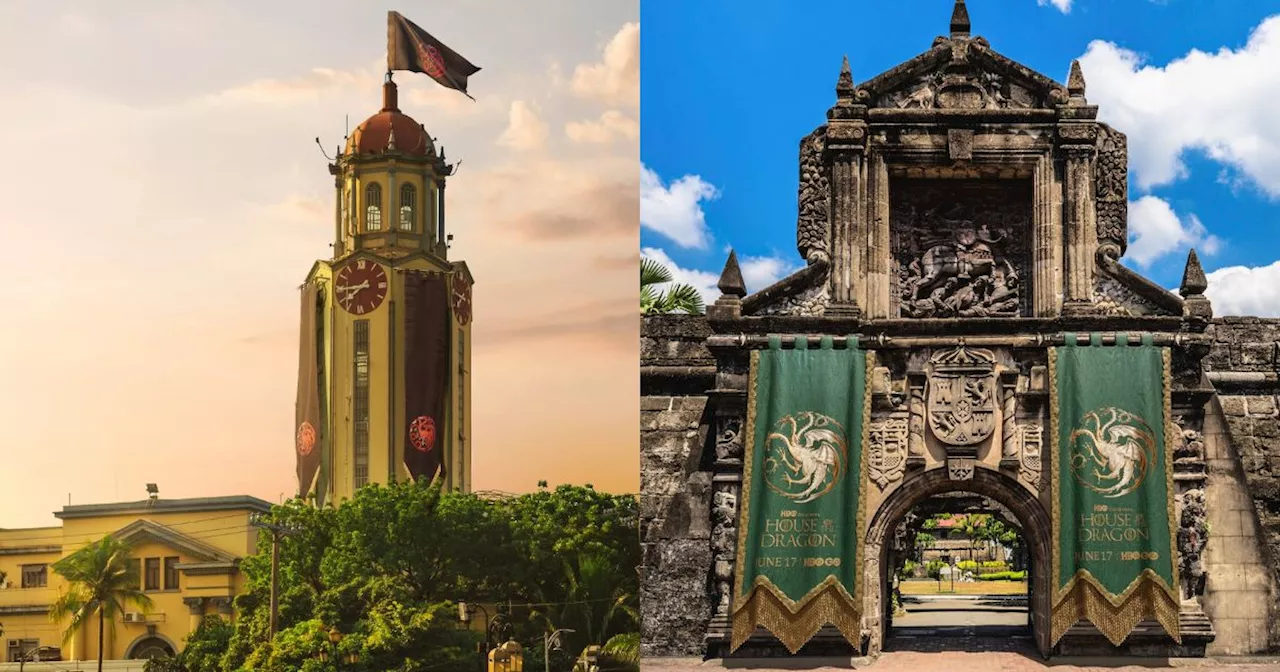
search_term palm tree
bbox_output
[544,554,638,652]
[641,257,704,315]
[50,536,153,672]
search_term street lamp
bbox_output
[317,626,359,670]
[544,628,574,672]
[17,646,58,672]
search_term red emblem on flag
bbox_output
[416,43,446,78]
[410,415,437,452]
[296,422,317,456]
[452,275,472,325]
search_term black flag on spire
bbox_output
[387,11,481,99]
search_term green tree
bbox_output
[50,536,153,672]
[641,257,704,315]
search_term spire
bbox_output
[950,0,971,39]
[387,126,397,151]
[717,250,746,299]
[381,78,399,112]
[1067,59,1087,101]
[1179,248,1208,297]
[836,55,855,100]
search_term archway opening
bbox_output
[866,468,1051,657]
[126,636,175,660]
[886,492,1032,650]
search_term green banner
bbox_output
[731,335,867,654]
[1050,332,1180,646]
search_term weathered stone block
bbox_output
[1247,395,1278,417]
[1220,396,1247,417]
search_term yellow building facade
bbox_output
[0,496,269,663]
[297,75,473,504]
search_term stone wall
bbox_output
[1202,317,1280,654]
[640,315,715,656]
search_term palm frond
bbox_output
[640,258,672,287]
[661,284,705,315]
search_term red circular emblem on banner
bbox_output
[417,44,446,78]
[296,422,317,456]
[410,415,437,453]
[452,275,472,325]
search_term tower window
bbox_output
[364,183,383,232]
[399,184,416,232]
[353,320,370,489]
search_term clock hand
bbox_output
[335,281,370,295]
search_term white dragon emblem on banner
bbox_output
[763,411,848,503]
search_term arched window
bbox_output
[364,183,382,232]
[399,184,416,231]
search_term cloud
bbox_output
[498,100,549,151]
[1204,261,1280,316]
[640,165,718,249]
[565,110,639,144]
[505,179,638,241]
[1079,16,1280,196]
[1037,0,1072,13]
[572,22,639,108]
[641,247,800,305]
[1125,195,1222,267]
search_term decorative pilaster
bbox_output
[1032,154,1063,316]
[1060,137,1098,314]
[906,376,926,469]
[184,597,206,634]
[999,373,1020,470]
[825,57,869,317]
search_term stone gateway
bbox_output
[640,0,1280,661]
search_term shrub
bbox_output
[900,560,918,579]
[977,570,1027,581]
[925,560,947,580]
[956,560,978,572]
[980,560,1008,572]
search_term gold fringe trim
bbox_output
[731,576,861,654]
[732,350,761,604]
[1050,571,1182,646]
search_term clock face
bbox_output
[452,275,472,325]
[335,259,388,315]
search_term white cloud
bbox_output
[565,110,639,144]
[1038,0,1072,13]
[641,247,800,306]
[497,100,549,151]
[572,22,639,108]
[739,253,801,292]
[640,165,719,249]
[1204,261,1280,316]
[1125,195,1221,267]
[1079,16,1280,196]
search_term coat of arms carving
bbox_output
[926,347,997,446]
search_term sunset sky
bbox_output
[0,1,639,527]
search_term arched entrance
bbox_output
[125,635,175,660]
[864,467,1051,657]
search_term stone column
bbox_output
[1032,154,1063,317]
[907,376,926,469]
[825,117,868,316]
[866,153,891,318]
[1059,124,1098,315]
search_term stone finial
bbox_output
[1180,248,1208,297]
[387,126,397,150]
[1067,60,1087,100]
[836,55,855,100]
[950,0,971,38]
[717,250,747,298]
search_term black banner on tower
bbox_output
[295,282,325,500]
[403,270,451,482]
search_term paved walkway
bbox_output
[644,597,1280,671]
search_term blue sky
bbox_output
[639,0,1280,316]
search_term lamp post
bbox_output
[458,602,493,671]
[317,626,359,671]
[17,646,57,672]
[544,628,574,672]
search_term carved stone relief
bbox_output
[1176,487,1208,599]
[891,180,1031,318]
[926,347,998,446]
[796,126,830,264]
[947,457,976,480]
[1093,273,1169,317]
[1020,424,1043,488]
[869,417,910,489]
[1094,124,1129,259]
[710,485,738,616]
[713,416,744,464]
[877,69,1037,111]
[753,283,830,317]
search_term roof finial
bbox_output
[1179,248,1208,297]
[387,126,397,151]
[836,55,855,100]
[950,0,971,39]
[1067,59,1087,101]
[717,250,746,299]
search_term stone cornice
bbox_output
[0,545,61,556]
[0,604,50,616]
[55,496,271,520]
[175,561,241,576]
[112,520,238,564]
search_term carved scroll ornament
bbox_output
[796,126,830,265]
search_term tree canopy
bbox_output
[149,482,638,672]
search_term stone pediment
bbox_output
[113,519,239,563]
[854,37,1068,112]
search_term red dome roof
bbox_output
[345,81,434,157]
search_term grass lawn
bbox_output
[900,579,1028,595]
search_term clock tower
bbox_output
[294,74,473,504]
